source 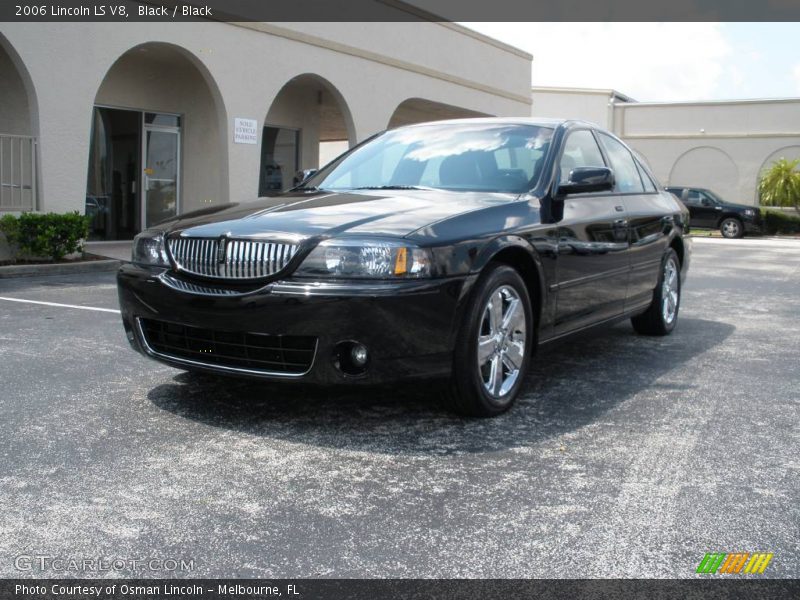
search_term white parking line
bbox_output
[691,237,800,248]
[0,296,121,314]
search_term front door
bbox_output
[143,113,180,228]
[553,129,630,335]
[697,190,723,227]
[685,189,718,228]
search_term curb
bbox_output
[0,259,121,278]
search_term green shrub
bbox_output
[759,208,800,235]
[758,158,800,211]
[0,211,91,261]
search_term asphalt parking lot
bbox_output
[0,237,798,579]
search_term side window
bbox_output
[559,130,605,183]
[678,189,700,206]
[635,160,657,192]
[684,189,703,206]
[698,191,717,206]
[598,133,645,193]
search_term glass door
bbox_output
[85,107,141,240]
[142,113,180,228]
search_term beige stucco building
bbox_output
[532,86,800,206]
[0,16,532,241]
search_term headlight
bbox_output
[131,230,169,266]
[295,238,432,279]
[744,209,755,217]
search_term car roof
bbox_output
[666,186,709,192]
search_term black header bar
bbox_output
[3,0,800,22]
[2,579,800,600]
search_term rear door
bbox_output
[597,135,672,311]
[553,129,630,335]
[685,189,718,227]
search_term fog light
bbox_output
[333,341,370,376]
[351,343,368,367]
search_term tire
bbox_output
[631,248,681,336]
[720,217,744,239]
[447,263,534,417]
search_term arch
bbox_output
[0,33,40,211]
[668,146,740,202]
[88,41,228,236]
[387,98,491,129]
[262,73,356,192]
[0,32,39,137]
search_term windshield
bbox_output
[302,123,554,194]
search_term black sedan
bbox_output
[665,186,761,238]
[118,118,691,417]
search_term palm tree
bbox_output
[758,158,800,215]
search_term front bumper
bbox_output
[117,264,468,384]
[743,219,762,234]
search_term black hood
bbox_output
[721,200,756,211]
[158,189,528,240]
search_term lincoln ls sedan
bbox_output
[117,118,691,417]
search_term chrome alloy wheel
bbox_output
[477,285,527,398]
[721,219,741,238]
[662,256,680,325]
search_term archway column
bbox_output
[35,86,97,214]
[223,93,265,204]
[349,100,396,144]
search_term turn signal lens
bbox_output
[394,247,408,276]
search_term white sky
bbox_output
[462,23,800,102]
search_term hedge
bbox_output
[0,211,91,261]
[759,208,800,235]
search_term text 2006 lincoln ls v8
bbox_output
[117,118,690,417]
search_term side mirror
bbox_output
[293,169,318,186]
[557,167,614,196]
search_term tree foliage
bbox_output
[758,158,800,214]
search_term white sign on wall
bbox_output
[234,118,258,144]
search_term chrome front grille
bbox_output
[167,237,299,280]
[158,272,244,296]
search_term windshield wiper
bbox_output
[350,185,433,191]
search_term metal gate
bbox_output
[0,134,37,211]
